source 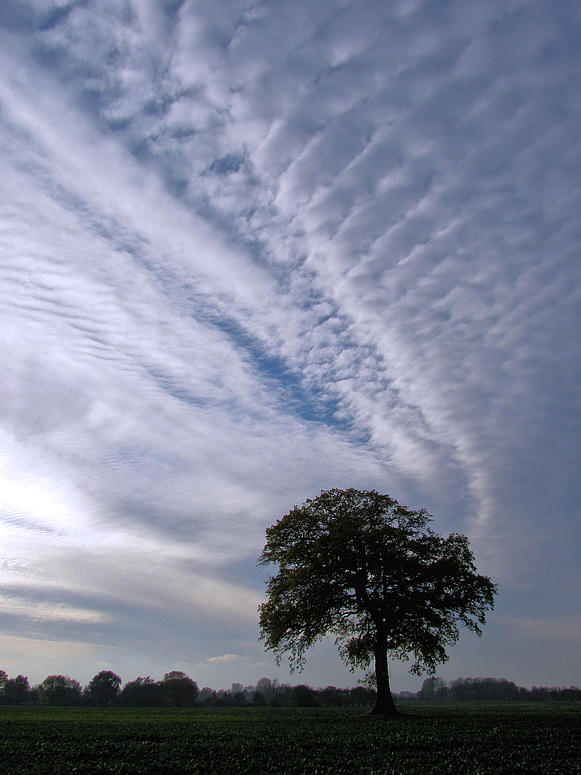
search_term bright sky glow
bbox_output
[0,0,580,692]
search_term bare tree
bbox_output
[256,677,281,706]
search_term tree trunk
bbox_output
[370,637,399,716]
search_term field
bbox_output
[1,703,579,774]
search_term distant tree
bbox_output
[3,675,31,705]
[231,684,254,705]
[122,677,163,707]
[447,677,519,702]
[560,687,581,701]
[85,671,122,706]
[252,688,267,706]
[349,686,375,707]
[256,677,282,707]
[259,488,497,716]
[161,671,198,707]
[213,689,233,707]
[291,684,318,707]
[482,678,519,701]
[320,686,341,707]
[335,687,352,707]
[419,676,447,701]
[395,690,418,701]
[40,675,82,706]
[529,686,549,701]
[278,684,294,707]
[198,687,217,706]
[231,690,247,706]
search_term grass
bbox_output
[0,703,579,774]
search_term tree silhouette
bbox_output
[259,488,496,715]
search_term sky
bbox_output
[0,0,580,694]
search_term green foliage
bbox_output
[0,705,579,774]
[0,673,32,706]
[161,671,198,707]
[259,489,496,684]
[291,684,319,707]
[39,675,82,706]
[446,677,521,702]
[2,675,31,705]
[85,671,122,707]
[121,677,164,707]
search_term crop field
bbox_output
[1,703,579,775]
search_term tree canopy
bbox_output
[85,671,122,706]
[161,671,198,707]
[40,675,83,706]
[258,488,497,715]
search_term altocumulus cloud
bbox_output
[0,0,580,690]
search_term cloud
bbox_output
[0,591,110,624]
[204,653,251,665]
[0,0,580,689]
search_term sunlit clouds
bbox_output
[0,0,580,690]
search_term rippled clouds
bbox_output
[0,0,580,689]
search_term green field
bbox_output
[1,703,579,774]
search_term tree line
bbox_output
[416,676,581,702]
[1,669,578,707]
[0,670,376,708]
[0,670,197,708]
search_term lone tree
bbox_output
[258,489,496,716]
